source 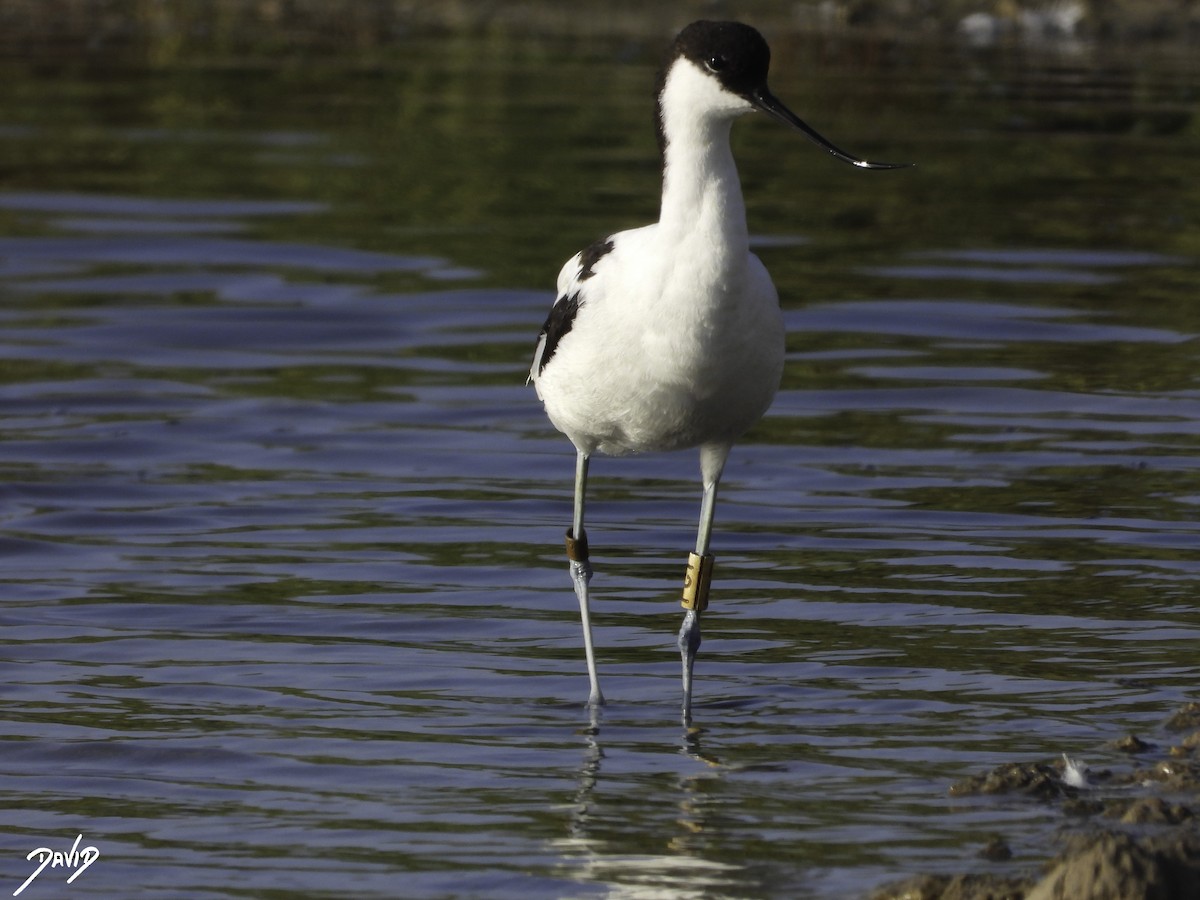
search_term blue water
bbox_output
[2,24,1199,900]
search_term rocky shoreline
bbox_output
[871,703,1200,900]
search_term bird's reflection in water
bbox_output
[558,708,748,898]
[565,705,604,841]
[681,720,721,768]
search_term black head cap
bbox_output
[671,21,771,98]
[654,21,772,157]
[653,20,912,171]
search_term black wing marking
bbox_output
[577,239,614,281]
[532,291,581,378]
[529,238,615,382]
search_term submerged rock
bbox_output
[978,836,1014,862]
[1113,734,1154,754]
[873,705,1200,900]
[1165,703,1200,733]
[1174,730,1200,753]
[948,761,1074,800]
[869,872,1030,900]
[1137,758,1200,791]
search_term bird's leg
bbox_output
[679,475,719,722]
[568,450,604,707]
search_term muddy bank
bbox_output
[871,703,1200,900]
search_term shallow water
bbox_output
[1,22,1199,900]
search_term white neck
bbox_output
[656,61,751,264]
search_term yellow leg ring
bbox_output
[681,552,715,611]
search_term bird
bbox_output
[528,20,907,720]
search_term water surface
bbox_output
[1,21,1198,900]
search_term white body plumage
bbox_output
[527,20,904,714]
[530,56,786,470]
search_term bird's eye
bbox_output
[705,55,727,73]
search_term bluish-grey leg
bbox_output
[679,474,719,722]
[568,450,603,707]
[678,607,703,721]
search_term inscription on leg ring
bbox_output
[681,552,715,611]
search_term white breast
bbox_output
[535,223,784,457]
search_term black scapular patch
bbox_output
[535,292,581,376]
[577,239,614,281]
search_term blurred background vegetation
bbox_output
[0,0,1198,61]
[0,0,1196,290]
